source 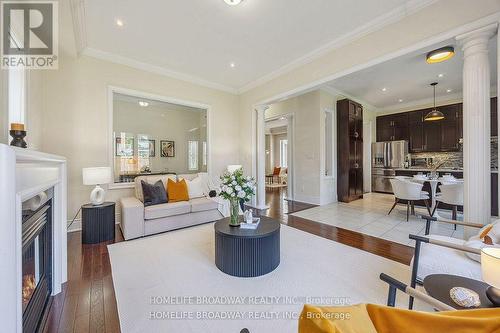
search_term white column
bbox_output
[457,24,497,234]
[287,115,294,200]
[256,105,269,209]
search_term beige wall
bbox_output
[239,0,500,176]
[266,90,323,203]
[40,0,239,220]
[26,71,44,150]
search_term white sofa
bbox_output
[119,173,223,240]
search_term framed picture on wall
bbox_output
[148,139,156,157]
[115,137,134,157]
[160,140,175,157]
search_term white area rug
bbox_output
[291,193,464,247]
[108,222,420,333]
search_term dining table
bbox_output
[410,176,464,218]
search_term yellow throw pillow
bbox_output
[167,178,189,202]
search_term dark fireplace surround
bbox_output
[22,199,53,333]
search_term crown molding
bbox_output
[82,48,239,94]
[376,86,498,115]
[320,86,380,112]
[69,0,87,56]
[237,0,438,94]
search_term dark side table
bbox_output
[81,202,116,244]
[424,274,497,309]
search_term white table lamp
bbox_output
[227,165,242,173]
[82,167,112,205]
[481,247,500,306]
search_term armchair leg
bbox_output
[452,206,457,230]
[409,240,422,309]
[406,201,410,222]
[411,201,415,215]
[424,200,432,216]
[388,199,398,215]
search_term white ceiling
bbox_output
[81,0,432,92]
[326,38,498,111]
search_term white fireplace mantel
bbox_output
[0,144,67,333]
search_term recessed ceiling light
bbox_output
[382,88,387,92]
[230,62,236,68]
[446,89,452,93]
[438,73,444,78]
[398,99,404,103]
[138,101,149,107]
[280,116,286,120]
[115,19,124,27]
[224,0,243,5]
[426,46,455,64]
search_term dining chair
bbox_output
[389,178,432,221]
[432,182,463,229]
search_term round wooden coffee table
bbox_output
[423,274,496,309]
[214,216,280,277]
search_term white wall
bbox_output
[113,99,207,176]
[40,0,240,221]
[272,133,287,168]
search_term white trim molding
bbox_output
[106,86,213,190]
[69,0,87,56]
[84,48,238,94]
[238,0,438,93]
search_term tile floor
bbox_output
[291,192,465,247]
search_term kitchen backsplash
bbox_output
[411,137,498,169]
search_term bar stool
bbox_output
[389,178,432,221]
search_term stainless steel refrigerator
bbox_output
[371,140,408,193]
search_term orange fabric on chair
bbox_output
[273,167,281,176]
[299,304,500,333]
[167,178,189,202]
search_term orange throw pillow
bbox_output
[167,178,189,202]
[273,167,281,176]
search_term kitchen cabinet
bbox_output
[376,99,496,152]
[376,113,408,141]
[337,99,363,203]
[408,110,424,152]
[492,97,497,137]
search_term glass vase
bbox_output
[229,198,240,227]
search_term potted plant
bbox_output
[219,168,256,226]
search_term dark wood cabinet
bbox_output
[376,99,496,152]
[408,110,424,152]
[492,97,497,137]
[376,116,394,141]
[337,99,363,203]
[376,113,408,141]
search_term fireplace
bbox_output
[22,198,52,333]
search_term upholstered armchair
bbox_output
[407,216,500,309]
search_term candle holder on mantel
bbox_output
[9,123,27,148]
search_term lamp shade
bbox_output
[481,248,500,288]
[82,167,112,185]
[227,165,242,173]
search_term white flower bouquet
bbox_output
[219,168,255,226]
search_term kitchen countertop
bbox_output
[394,168,499,174]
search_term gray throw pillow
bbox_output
[141,180,167,207]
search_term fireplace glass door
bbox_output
[22,201,52,333]
[22,235,44,311]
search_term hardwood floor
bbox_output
[256,187,414,265]
[44,188,413,332]
[43,229,123,333]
